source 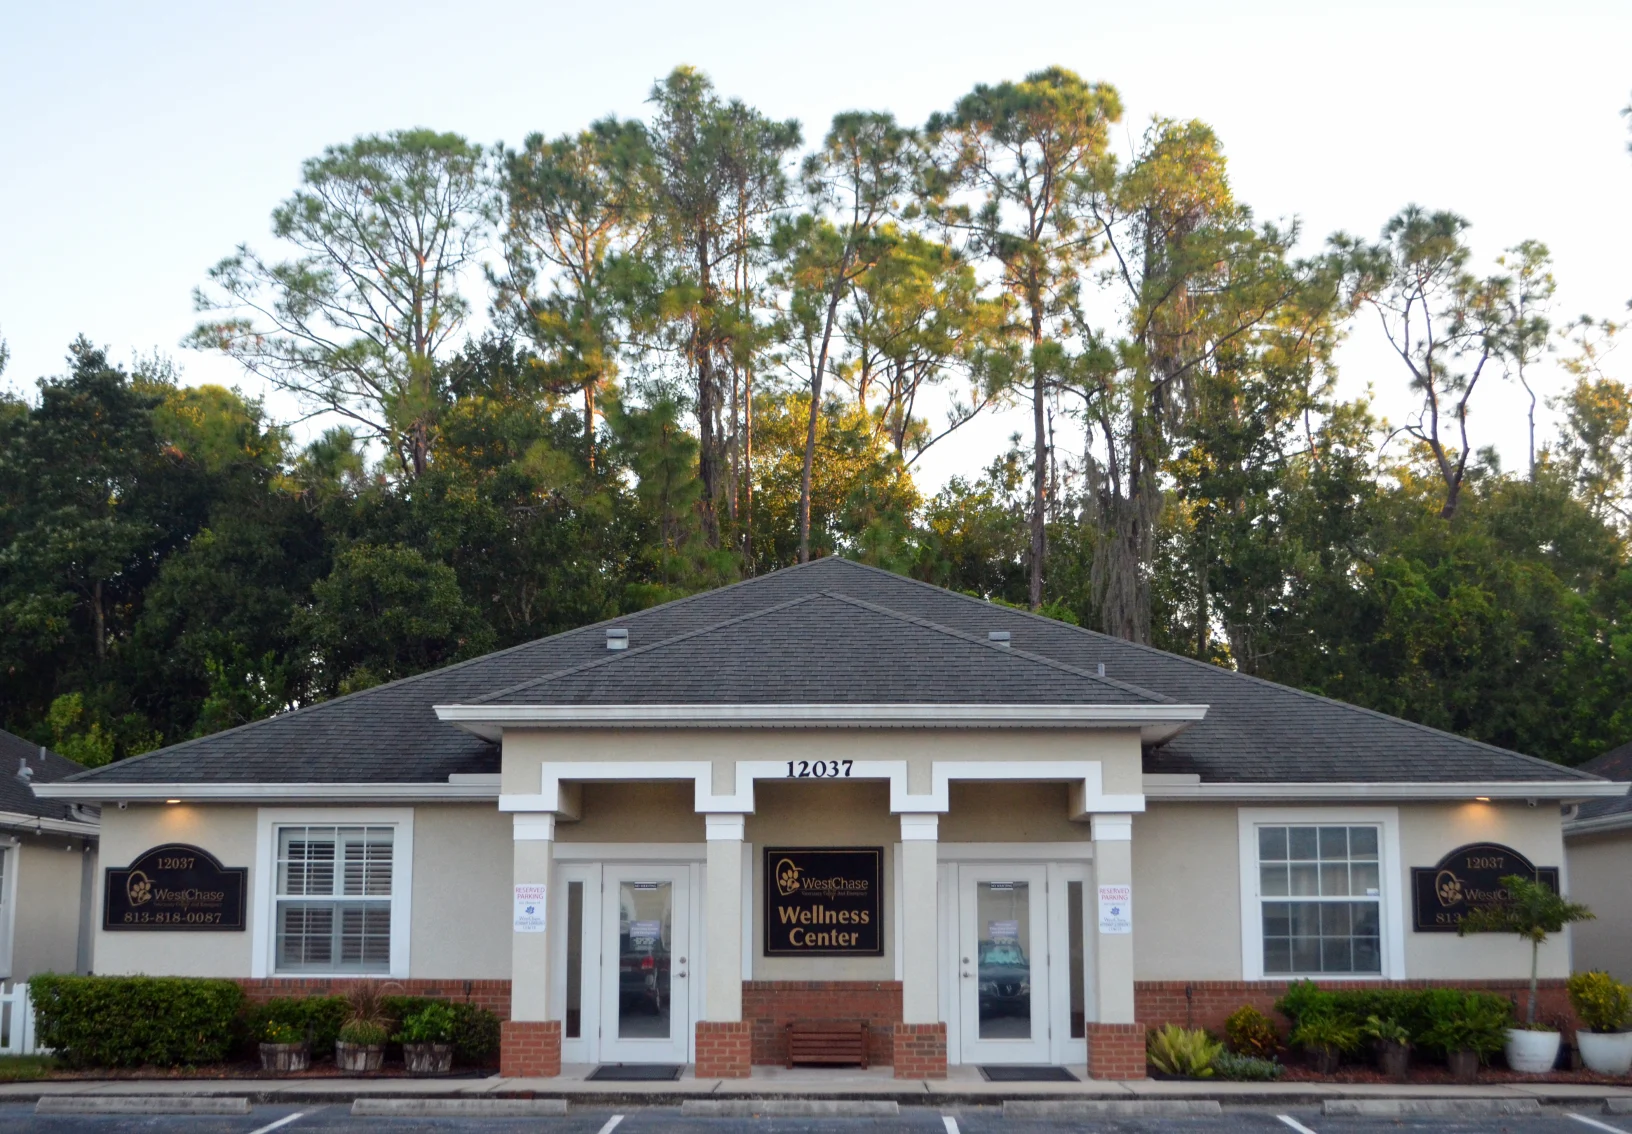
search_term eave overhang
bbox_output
[1142,778,1628,803]
[433,702,1208,744]
[32,781,500,805]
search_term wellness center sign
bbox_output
[104,842,247,931]
[764,847,883,956]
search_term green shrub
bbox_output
[1289,1014,1362,1055]
[1568,971,1632,1033]
[261,1021,302,1045]
[1146,1024,1223,1078]
[395,1002,456,1044]
[241,996,349,1056]
[1418,990,1512,1058]
[30,975,244,1068]
[338,1020,390,1046]
[1211,1051,1284,1081]
[1361,1015,1411,1046]
[381,997,499,1066]
[1224,1005,1281,1058]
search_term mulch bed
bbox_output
[1275,1060,1632,1086]
[42,1062,494,1080]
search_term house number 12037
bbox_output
[787,760,852,778]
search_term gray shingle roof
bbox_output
[1574,743,1632,822]
[0,729,88,821]
[62,557,1608,787]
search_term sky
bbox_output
[2,0,1629,493]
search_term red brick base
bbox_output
[743,981,901,1066]
[695,1020,753,1078]
[892,1022,947,1079]
[500,1020,561,1078]
[1087,1022,1147,1080]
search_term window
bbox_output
[1257,825,1381,975]
[254,809,412,979]
[274,826,393,972]
[1238,807,1402,981]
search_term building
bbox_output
[0,730,99,982]
[35,559,1627,1078]
[1566,741,1632,983]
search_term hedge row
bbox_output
[29,977,501,1069]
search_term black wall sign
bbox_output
[104,843,247,931]
[1411,842,1559,933]
[765,847,883,956]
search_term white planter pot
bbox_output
[1577,1030,1632,1076]
[1504,1027,1561,1073]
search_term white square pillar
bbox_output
[1091,812,1136,1024]
[511,813,556,1022]
[704,813,746,1022]
[898,813,940,1023]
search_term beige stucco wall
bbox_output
[1131,800,1574,982]
[92,802,513,980]
[557,783,704,843]
[7,832,94,980]
[93,803,257,977]
[1567,827,1632,982]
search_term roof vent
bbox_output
[988,631,1011,649]
[16,755,33,784]
[1097,663,1106,677]
[606,628,629,651]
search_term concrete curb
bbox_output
[351,1098,569,1117]
[35,1096,250,1115]
[1323,1098,1543,1117]
[1006,1100,1224,1118]
[1608,1099,1632,1114]
[681,1099,901,1117]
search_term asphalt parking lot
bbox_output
[0,1104,1629,1134]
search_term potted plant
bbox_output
[258,1020,309,1073]
[1569,970,1632,1076]
[1420,990,1515,1082]
[1458,873,1594,1073]
[395,1002,456,1076]
[1289,1014,1360,1075]
[335,981,393,1074]
[1362,1015,1412,1081]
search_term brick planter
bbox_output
[1087,1022,1146,1080]
[891,1022,947,1079]
[695,1020,752,1078]
[499,1019,561,1078]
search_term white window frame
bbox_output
[0,837,17,981]
[252,808,413,979]
[1237,806,1405,981]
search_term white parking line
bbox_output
[247,1114,306,1134]
[595,1116,625,1134]
[1276,1116,1320,1134]
[1568,1114,1631,1134]
[942,1116,960,1134]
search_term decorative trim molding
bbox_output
[1564,810,1632,837]
[1090,813,1133,842]
[899,814,939,841]
[1146,780,1626,803]
[513,814,555,841]
[705,814,746,841]
[0,810,100,837]
[35,782,499,803]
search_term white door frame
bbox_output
[940,857,1092,1067]
[553,861,602,1067]
[598,861,695,1064]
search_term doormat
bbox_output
[978,1064,1078,1082]
[587,1064,683,1081]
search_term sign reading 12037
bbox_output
[786,759,853,778]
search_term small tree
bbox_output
[1458,874,1594,1025]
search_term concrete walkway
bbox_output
[1,1065,1630,1106]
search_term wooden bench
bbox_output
[786,1020,869,1069]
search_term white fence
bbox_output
[0,982,41,1055]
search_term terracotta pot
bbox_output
[1446,1048,1479,1083]
[1577,1030,1632,1077]
[335,1041,384,1073]
[1504,1027,1561,1074]
[403,1042,454,1076]
[258,1042,309,1073]
[1375,1039,1410,1081]
[1306,1044,1341,1075]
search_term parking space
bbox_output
[0,1102,1628,1134]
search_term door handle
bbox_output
[676,971,687,979]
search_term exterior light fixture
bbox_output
[1474,796,1490,802]
[165,798,181,804]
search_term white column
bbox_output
[899,813,940,1024]
[511,813,556,1022]
[1091,812,1135,1024]
[704,813,746,1022]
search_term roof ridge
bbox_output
[464,593,828,704]
[807,559,1599,777]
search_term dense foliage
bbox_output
[29,976,244,1068]
[4,66,1631,769]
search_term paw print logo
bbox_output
[126,870,154,907]
[775,859,802,898]
[1434,869,1464,908]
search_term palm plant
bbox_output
[1458,874,1593,1024]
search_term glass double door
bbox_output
[557,861,694,1066]
[948,862,1090,1066]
